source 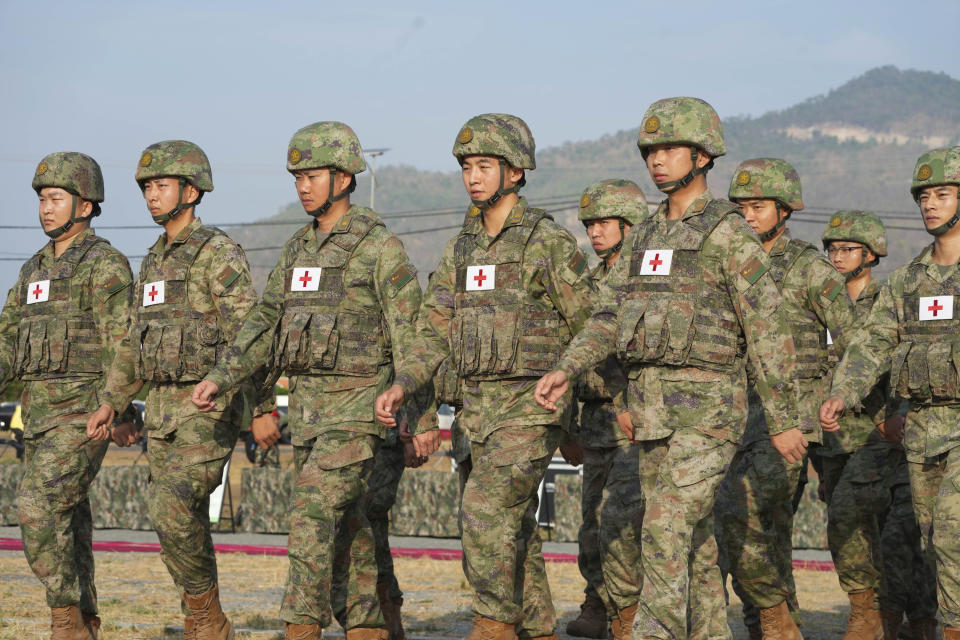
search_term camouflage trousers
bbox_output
[18,422,108,611]
[715,440,803,623]
[283,430,384,630]
[636,428,737,640]
[579,443,644,613]
[364,439,405,601]
[147,414,238,602]
[462,424,562,637]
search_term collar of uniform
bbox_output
[38,227,94,265]
[151,217,204,257]
[859,278,882,301]
[301,205,362,253]
[768,229,793,256]
[463,197,529,236]
[915,243,958,283]
[651,189,714,223]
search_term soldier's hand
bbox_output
[770,428,808,464]
[191,380,220,412]
[251,412,281,450]
[111,422,138,447]
[413,429,441,458]
[375,385,405,427]
[878,414,905,443]
[616,412,635,442]
[820,397,845,432]
[403,441,428,468]
[559,443,583,466]
[86,404,116,441]
[534,370,569,411]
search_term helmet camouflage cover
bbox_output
[32,152,104,203]
[728,157,804,211]
[286,121,367,175]
[911,146,960,201]
[453,113,536,169]
[578,179,649,226]
[136,140,214,192]
[636,97,725,158]
[821,210,888,257]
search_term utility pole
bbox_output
[365,148,390,210]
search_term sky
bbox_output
[1,0,958,290]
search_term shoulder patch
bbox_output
[104,275,126,295]
[568,251,587,276]
[821,279,844,302]
[387,263,415,293]
[216,266,240,289]
[739,257,767,285]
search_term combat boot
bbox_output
[746,621,763,640]
[759,601,803,640]
[82,612,101,639]
[566,596,608,639]
[182,584,234,640]
[345,628,389,640]
[942,626,960,640]
[285,622,322,640]
[464,616,516,640]
[843,589,882,640]
[377,583,405,640]
[610,604,637,640]
[50,605,94,640]
[907,617,938,640]
[184,615,196,640]
[879,610,902,640]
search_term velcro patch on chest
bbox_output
[26,280,50,304]
[638,249,673,276]
[919,295,954,321]
[465,265,495,291]
[143,281,165,306]
[291,267,322,292]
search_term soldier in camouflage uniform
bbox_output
[376,113,597,640]
[86,140,271,640]
[819,211,938,640]
[714,158,856,640]
[193,121,435,640]
[823,146,960,640]
[535,98,804,640]
[0,152,132,640]
[566,180,647,640]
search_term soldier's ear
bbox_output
[77,199,94,220]
[695,149,712,169]
[182,182,201,204]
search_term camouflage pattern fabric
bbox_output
[364,436,405,600]
[821,211,889,257]
[387,469,461,538]
[577,179,648,226]
[89,464,151,530]
[32,152,104,203]
[727,157,804,211]
[0,464,25,525]
[636,97,726,157]
[791,477,828,549]
[239,466,295,533]
[452,114,536,169]
[286,121,367,174]
[551,472,581,543]
[135,140,214,191]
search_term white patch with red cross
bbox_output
[26,280,50,304]
[919,296,953,321]
[143,281,165,306]
[466,265,495,291]
[639,249,673,276]
[291,267,321,292]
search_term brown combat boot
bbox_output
[82,612,101,639]
[843,589,883,640]
[610,604,637,640]
[566,596,608,639]
[759,601,803,640]
[464,616,516,640]
[345,628,389,640]
[182,584,234,640]
[942,626,960,640]
[184,615,197,640]
[50,605,94,640]
[908,617,939,640]
[746,621,763,640]
[880,610,903,640]
[285,622,323,640]
[376,583,405,640]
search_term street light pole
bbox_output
[364,148,390,210]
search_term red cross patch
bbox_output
[638,249,673,276]
[919,296,953,321]
[26,280,50,304]
[143,281,165,306]
[291,267,321,292]
[465,265,495,291]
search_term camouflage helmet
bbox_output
[636,97,726,158]
[32,152,104,203]
[286,121,367,175]
[135,140,214,192]
[578,179,648,226]
[452,113,536,170]
[910,146,960,201]
[821,210,888,257]
[728,158,804,212]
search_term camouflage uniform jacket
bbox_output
[100,218,271,435]
[741,231,855,447]
[0,228,132,437]
[393,197,596,442]
[555,190,801,443]
[832,244,960,461]
[573,261,629,448]
[206,206,430,444]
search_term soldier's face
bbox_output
[460,155,522,201]
[826,241,871,274]
[645,144,708,188]
[293,169,332,211]
[142,178,196,215]
[38,187,91,233]
[737,199,782,237]
[918,185,959,232]
[584,218,624,255]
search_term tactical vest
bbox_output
[275,211,389,377]
[616,200,745,372]
[889,258,960,404]
[768,237,830,379]
[134,226,227,382]
[450,208,570,379]
[15,234,107,380]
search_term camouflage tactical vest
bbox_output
[275,210,389,377]
[15,234,108,380]
[616,200,745,372]
[768,237,830,379]
[889,258,960,405]
[134,226,227,382]
[451,207,570,379]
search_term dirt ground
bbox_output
[0,549,859,640]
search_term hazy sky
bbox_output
[1,0,958,289]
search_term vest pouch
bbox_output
[157,324,185,380]
[181,320,222,379]
[27,319,49,374]
[333,311,382,375]
[642,304,670,363]
[278,312,314,373]
[616,298,647,364]
[905,342,932,403]
[478,308,518,375]
[928,340,959,402]
[45,317,68,372]
[136,323,161,379]
[517,309,561,373]
[889,341,913,399]
[661,304,697,366]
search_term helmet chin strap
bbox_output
[653,147,713,194]
[44,194,99,239]
[305,169,353,218]
[471,159,523,210]
[151,178,199,226]
[759,204,790,243]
